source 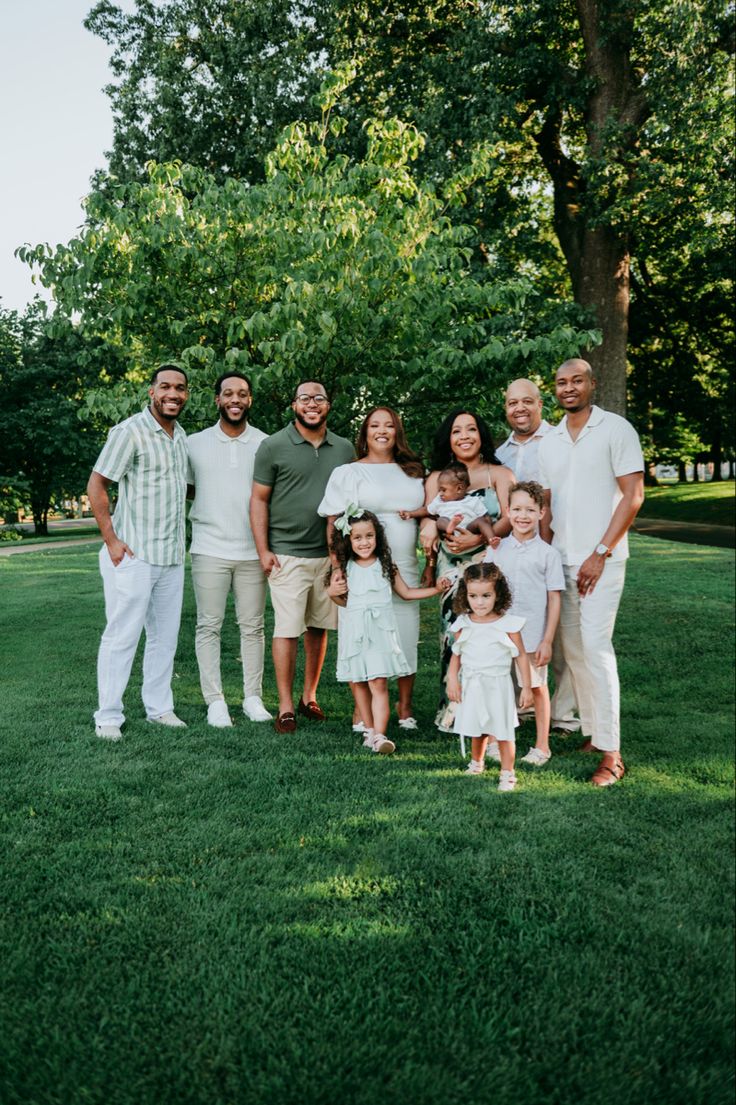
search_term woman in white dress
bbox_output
[318,406,425,729]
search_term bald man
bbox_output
[498,377,580,733]
[538,359,644,786]
[496,378,552,482]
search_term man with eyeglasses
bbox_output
[250,380,355,733]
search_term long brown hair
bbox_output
[355,406,424,479]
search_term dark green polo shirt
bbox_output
[253,422,355,557]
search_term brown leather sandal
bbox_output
[591,757,625,787]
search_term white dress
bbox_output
[336,561,410,683]
[451,613,526,740]
[318,462,424,671]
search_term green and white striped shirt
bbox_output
[94,407,189,565]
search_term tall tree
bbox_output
[86,0,332,184]
[330,0,734,414]
[24,87,595,450]
[0,305,125,534]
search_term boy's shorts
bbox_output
[514,654,548,690]
[268,554,337,637]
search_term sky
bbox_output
[0,0,134,313]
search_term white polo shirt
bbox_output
[495,420,553,482]
[537,406,644,566]
[484,533,565,652]
[187,422,268,560]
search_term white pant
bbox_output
[95,548,184,726]
[190,554,267,703]
[559,561,626,752]
[550,638,580,729]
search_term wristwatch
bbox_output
[594,543,611,558]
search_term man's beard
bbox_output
[220,406,249,428]
[294,409,327,431]
[151,396,183,422]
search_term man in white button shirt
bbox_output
[538,359,645,786]
[496,378,580,733]
[495,378,553,482]
[187,372,272,727]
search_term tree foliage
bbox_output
[0,304,126,533]
[24,80,595,450]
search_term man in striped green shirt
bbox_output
[87,365,190,741]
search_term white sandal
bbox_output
[520,747,551,767]
[397,716,418,730]
[498,770,517,792]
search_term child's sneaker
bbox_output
[465,759,485,775]
[497,770,517,792]
[370,733,395,755]
[362,728,375,749]
[520,747,551,767]
[485,742,501,763]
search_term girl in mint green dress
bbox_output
[326,509,446,755]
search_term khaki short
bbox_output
[514,654,549,690]
[268,554,337,637]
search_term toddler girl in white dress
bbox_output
[447,562,533,790]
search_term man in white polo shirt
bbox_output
[496,377,580,734]
[538,359,644,786]
[87,363,190,741]
[187,372,271,727]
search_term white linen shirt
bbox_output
[484,533,565,653]
[187,422,268,560]
[495,420,553,482]
[537,406,644,566]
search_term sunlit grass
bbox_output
[0,535,733,1105]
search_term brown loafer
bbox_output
[274,711,297,733]
[591,756,625,787]
[297,699,326,722]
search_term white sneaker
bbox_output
[95,724,122,741]
[207,700,233,728]
[352,720,367,733]
[243,695,273,722]
[465,759,485,775]
[498,770,517,792]
[370,733,396,755]
[148,712,187,728]
[486,742,501,763]
[520,747,551,767]
[397,716,418,730]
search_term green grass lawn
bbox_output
[1,538,733,1105]
[641,481,735,526]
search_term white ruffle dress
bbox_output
[451,613,526,740]
[336,560,411,683]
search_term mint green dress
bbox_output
[336,561,411,683]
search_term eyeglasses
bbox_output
[295,394,329,406]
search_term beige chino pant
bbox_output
[190,554,267,704]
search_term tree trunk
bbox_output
[677,460,688,483]
[31,499,49,536]
[573,227,630,414]
[711,433,723,481]
[645,463,658,487]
